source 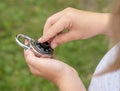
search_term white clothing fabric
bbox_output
[88,43,120,91]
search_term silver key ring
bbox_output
[15,34,33,49]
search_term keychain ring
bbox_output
[15,34,33,49]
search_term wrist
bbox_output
[100,13,111,37]
[56,67,86,91]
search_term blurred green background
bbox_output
[0,0,111,91]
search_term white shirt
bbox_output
[88,43,120,91]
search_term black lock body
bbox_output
[34,40,53,55]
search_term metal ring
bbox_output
[15,34,33,49]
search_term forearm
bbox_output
[58,77,86,91]
[80,11,111,38]
[56,69,86,91]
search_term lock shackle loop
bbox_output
[15,34,33,49]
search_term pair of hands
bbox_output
[24,7,110,91]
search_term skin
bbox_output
[24,7,110,91]
[24,50,86,91]
[38,7,110,48]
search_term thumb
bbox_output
[24,49,55,71]
[24,49,36,64]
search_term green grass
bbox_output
[0,0,111,91]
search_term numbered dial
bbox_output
[31,40,53,58]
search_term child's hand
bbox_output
[24,49,86,91]
[39,7,110,48]
[24,49,74,84]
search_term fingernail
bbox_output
[51,43,57,49]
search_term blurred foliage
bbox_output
[0,0,111,91]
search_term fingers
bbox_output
[24,49,74,83]
[24,49,40,67]
[24,49,42,76]
[24,49,54,71]
[42,7,74,37]
[24,49,43,66]
[43,11,64,35]
[39,15,72,43]
[24,49,66,73]
[51,31,77,48]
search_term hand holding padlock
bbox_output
[15,34,53,58]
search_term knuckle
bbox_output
[63,12,73,24]
[62,15,71,25]
[64,7,73,11]
[46,17,53,24]
[65,12,72,20]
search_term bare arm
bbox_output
[24,50,86,91]
[58,72,86,91]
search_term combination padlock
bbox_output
[15,34,53,58]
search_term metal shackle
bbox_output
[15,34,33,49]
